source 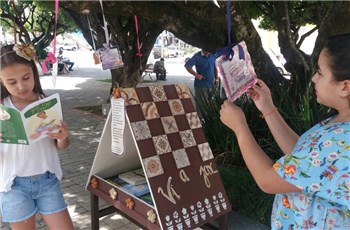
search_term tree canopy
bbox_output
[59,1,350,89]
[0,0,78,51]
[2,1,350,90]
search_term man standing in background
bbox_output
[185,49,218,113]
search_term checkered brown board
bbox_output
[120,84,231,230]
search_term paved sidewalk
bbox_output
[1,65,269,230]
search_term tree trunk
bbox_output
[312,1,350,65]
[274,1,311,86]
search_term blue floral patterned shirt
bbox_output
[272,118,350,229]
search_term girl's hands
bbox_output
[246,79,275,114]
[220,100,249,135]
[47,120,69,142]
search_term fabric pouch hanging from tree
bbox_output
[215,41,257,102]
[98,43,124,70]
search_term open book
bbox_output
[0,93,62,145]
[216,41,257,102]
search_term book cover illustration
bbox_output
[0,93,63,145]
[216,40,257,102]
[118,168,147,185]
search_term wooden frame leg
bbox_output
[91,193,100,230]
[217,213,228,230]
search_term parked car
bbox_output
[165,45,183,58]
[59,43,78,51]
[152,44,162,59]
[184,49,201,63]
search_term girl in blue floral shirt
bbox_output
[220,33,350,229]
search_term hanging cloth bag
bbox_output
[214,0,257,102]
[96,0,124,70]
[215,41,257,102]
[99,43,124,70]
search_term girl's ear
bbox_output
[341,80,350,97]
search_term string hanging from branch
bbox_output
[215,0,237,60]
[134,15,143,78]
[134,15,143,58]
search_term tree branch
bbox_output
[296,26,318,49]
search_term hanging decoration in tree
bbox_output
[82,8,100,65]
[99,43,124,70]
[50,0,60,87]
[134,15,143,57]
[215,0,257,102]
[96,0,124,70]
[134,15,144,78]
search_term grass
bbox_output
[96,79,112,83]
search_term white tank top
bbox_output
[0,96,63,192]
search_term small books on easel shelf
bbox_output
[216,40,257,102]
[118,168,147,185]
[106,176,150,197]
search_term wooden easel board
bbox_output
[87,83,231,230]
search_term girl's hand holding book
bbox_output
[47,120,69,146]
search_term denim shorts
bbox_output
[0,171,67,223]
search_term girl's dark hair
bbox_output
[317,33,350,122]
[324,33,350,82]
[0,44,44,100]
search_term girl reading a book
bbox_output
[0,44,74,229]
[220,34,350,229]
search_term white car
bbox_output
[165,46,183,58]
[59,43,78,51]
[184,49,201,63]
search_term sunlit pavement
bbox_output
[1,53,268,230]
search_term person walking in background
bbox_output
[185,48,218,113]
[220,33,350,229]
[0,44,74,229]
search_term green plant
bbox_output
[218,166,274,226]
[35,47,47,61]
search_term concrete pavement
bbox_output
[0,63,269,230]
